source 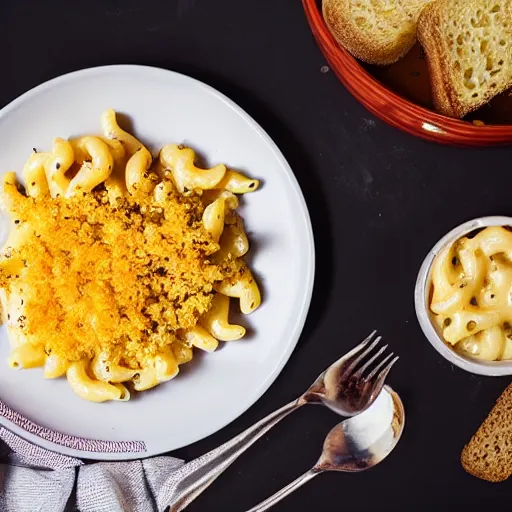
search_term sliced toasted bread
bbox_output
[322,0,432,65]
[418,0,512,118]
[461,384,512,482]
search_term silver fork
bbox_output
[165,331,398,512]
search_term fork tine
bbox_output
[353,344,388,379]
[367,354,399,382]
[329,330,378,368]
[361,330,378,345]
[365,352,393,381]
[374,356,399,386]
[345,335,382,375]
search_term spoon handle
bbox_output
[166,399,301,512]
[246,467,321,512]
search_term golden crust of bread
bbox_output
[461,384,512,483]
[323,0,431,66]
[418,0,512,118]
[417,4,459,116]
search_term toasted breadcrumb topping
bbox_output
[1,184,239,367]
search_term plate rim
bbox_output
[0,64,316,460]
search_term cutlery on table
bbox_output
[247,385,405,511]
[167,331,398,511]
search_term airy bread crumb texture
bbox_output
[461,384,512,482]
[323,0,432,65]
[1,184,241,368]
[418,0,512,117]
[350,0,424,33]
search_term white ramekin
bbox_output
[415,216,512,376]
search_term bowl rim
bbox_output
[415,216,512,376]
[302,0,512,146]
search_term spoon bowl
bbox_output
[317,385,405,472]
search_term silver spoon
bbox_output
[247,385,405,511]
[165,331,398,512]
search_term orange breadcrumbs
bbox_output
[1,184,239,367]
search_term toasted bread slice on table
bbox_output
[461,384,512,482]
[322,0,433,65]
[418,0,512,118]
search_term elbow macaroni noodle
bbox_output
[0,109,261,402]
[430,226,512,361]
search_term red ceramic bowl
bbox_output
[303,0,512,146]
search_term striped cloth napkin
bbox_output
[0,427,195,512]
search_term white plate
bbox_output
[0,65,314,460]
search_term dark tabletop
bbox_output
[2,1,511,510]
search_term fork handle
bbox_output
[166,399,302,512]
[246,467,321,511]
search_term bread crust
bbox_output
[417,4,462,117]
[322,0,420,65]
[461,384,512,483]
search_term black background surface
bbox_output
[1,1,510,510]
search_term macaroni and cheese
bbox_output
[430,226,512,361]
[0,110,261,402]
